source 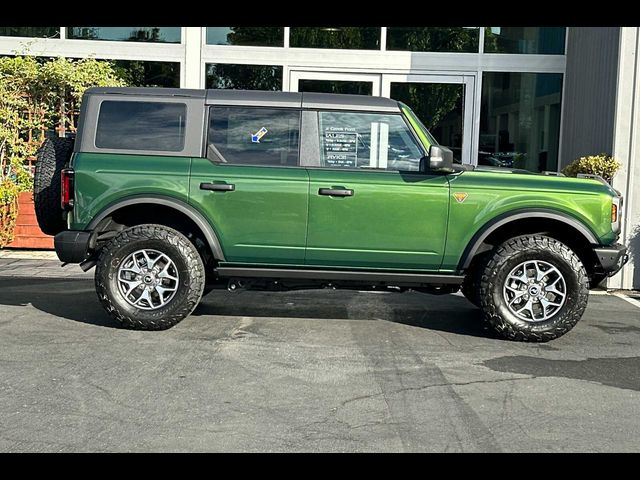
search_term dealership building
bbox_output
[1,26,638,289]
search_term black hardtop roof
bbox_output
[84,87,400,112]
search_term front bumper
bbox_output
[593,244,629,276]
[54,230,91,264]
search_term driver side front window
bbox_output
[317,111,424,172]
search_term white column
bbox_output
[609,27,640,290]
[183,27,204,89]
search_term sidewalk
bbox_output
[0,250,91,278]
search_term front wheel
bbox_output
[478,235,589,342]
[95,224,205,330]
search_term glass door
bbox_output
[382,74,476,165]
[289,71,381,96]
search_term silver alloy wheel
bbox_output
[502,260,567,322]
[117,249,179,310]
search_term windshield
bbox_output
[399,102,439,150]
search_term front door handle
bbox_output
[200,182,235,192]
[318,188,354,197]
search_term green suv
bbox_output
[33,87,628,341]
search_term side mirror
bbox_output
[425,145,454,172]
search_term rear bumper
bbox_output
[54,230,91,264]
[593,244,629,276]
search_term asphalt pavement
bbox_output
[0,257,639,452]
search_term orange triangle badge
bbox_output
[453,192,468,203]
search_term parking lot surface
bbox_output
[0,259,639,452]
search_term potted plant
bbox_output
[562,153,622,185]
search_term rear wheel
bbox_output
[478,235,589,342]
[95,224,205,330]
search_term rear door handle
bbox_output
[200,182,235,192]
[318,188,354,197]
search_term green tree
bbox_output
[0,55,125,189]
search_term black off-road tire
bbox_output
[461,252,490,308]
[95,224,205,330]
[33,137,74,236]
[478,235,589,342]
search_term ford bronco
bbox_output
[33,87,628,341]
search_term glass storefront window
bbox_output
[391,82,465,163]
[67,27,181,43]
[290,27,380,50]
[386,27,480,53]
[111,60,180,88]
[206,27,284,46]
[480,72,563,172]
[0,27,59,38]
[484,27,566,55]
[206,64,283,91]
[298,79,373,96]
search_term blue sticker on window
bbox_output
[251,127,268,143]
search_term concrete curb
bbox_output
[0,249,58,260]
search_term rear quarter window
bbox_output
[95,101,187,152]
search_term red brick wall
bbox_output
[6,192,54,249]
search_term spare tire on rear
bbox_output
[34,137,74,236]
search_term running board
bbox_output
[216,267,464,285]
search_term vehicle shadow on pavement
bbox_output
[194,289,496,339]
[0,277,495,338]
[0,277,118,328]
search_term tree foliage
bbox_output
[0,56,126,217]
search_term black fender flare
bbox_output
[87,195,226,261]
[458,208,599,271]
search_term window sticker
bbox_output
[251,127,268,143]
[324,126,358,168]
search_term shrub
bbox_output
[0,55,127,247]
[0,180,19,247]
[562,154,622,184]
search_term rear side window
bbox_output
[95,101,187,152]
[208,107,300,166]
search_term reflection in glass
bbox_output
[391,83,464,163]
[206,27,284,46]
[0,27,59,38]
[209,107,300,166]
[67,27,181,43]
[112,60,180,88]
[318,111,423,171]
[298,79,373,96]
[484,27,566,55]
[290,27,380,50]
[96,101,186,151]
[480,72,563,172]
[387,27,479,52]
[206,64,283,91]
